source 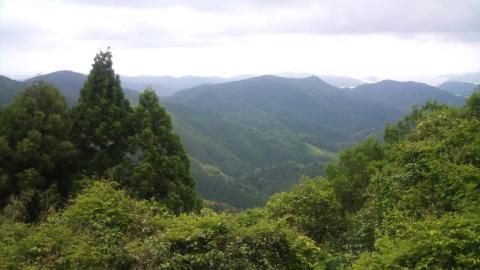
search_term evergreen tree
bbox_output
[114,89,201,213]
[71,50,132,176]
[0,82,76,221]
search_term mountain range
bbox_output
[0,70,469,208]
[437,81,478,97]
[349,80,465,112]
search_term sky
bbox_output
[1,0,480,83]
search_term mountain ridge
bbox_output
[437,80,478,97]
[349,79,465,112]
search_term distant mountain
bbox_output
[442,72,480,84]
[120,76,174,96]
[276,73,363,88]
[349,80,465,112]
[122,73,364,97]
[167,75,401,207]
[0,75,26,106]
[25,70,88,105]
[318,75,363,88]
[121,75,229,96]
[25,70,140,105]
[437,81,478,97]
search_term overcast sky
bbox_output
[1,0,480,82]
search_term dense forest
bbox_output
[1,52,480,269]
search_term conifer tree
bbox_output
[71,50,132,176]
[114,89,201,213]
[0,82,76,221]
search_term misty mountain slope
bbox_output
[445,72,480,83]
[168,76,399,166]
[276,73,363,88]
[26,70,86,105]
[121,76,175,96]
[25,70,140,105]
[437,81,478,97]
[166,75,402,207]
[349,80,465,112]
[169,75,399,140]
[0,75,26,106]
[121,75,229,96]
[318,75,363,88]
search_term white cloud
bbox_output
[0,0,479,81]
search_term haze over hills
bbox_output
[122,73,364,95]
[21,71,243,98]
[168,75,400,153]
[0,71,469,208]
[121,75,229,96]
[437,81,478,97]
[0,75,25,106]
[276,73,364,88]
[25,71,88,105]
[442,72,480,84]
[349,80,465,112]
[24,71,140,105]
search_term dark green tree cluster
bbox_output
[113,89,199,213]
[0,51,200,221]
[0,83,76,221]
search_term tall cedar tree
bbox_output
[114,89,201,213]
[0,82,76,221]
[71,51,132,176]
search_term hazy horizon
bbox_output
[1,0,480,84]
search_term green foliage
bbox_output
[0,181,168,269]
[326,137,384,212]
[466,88,480,118]
[369,106,480,220]
[349,101,480,266]
[384,100,447,144]
[0,82,76,221]
[262,99,480,267]
[0,181,333,269]
[352,213,480,269]
[71,50,132,175]
[266,178,345,247]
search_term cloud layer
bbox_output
[0,0,479,80]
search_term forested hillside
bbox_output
[167,76,466,208]
[166,75,401,207]
[0,75,25,106]
[349,80,465,112]
[437,80,478,97]
[1,51,479,268]
[0,70,468,209]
